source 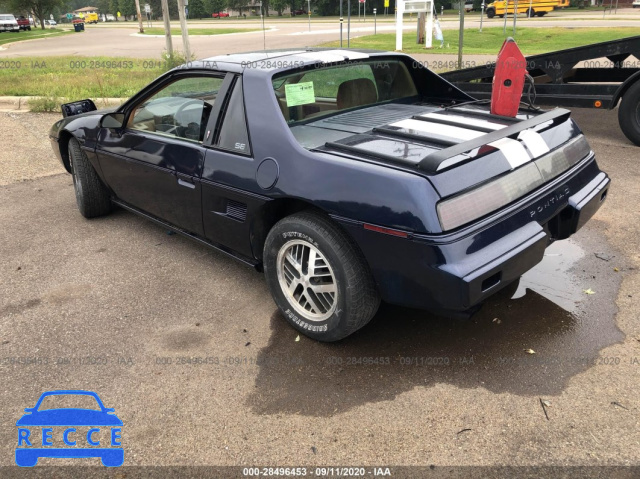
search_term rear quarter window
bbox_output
[216,79,251,155]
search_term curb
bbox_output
[0,96,125,112]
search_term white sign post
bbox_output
[396,0,433,51]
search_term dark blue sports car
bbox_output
[49,49,610,341]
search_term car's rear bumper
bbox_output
[338,159,610,314]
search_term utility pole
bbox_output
[134,0,144,33]
[348,0,351,47]
[177,0,191,60]
[503,0,508,34]
[458,0,464,69]
[161,0,173,59]
[340,0,343,47]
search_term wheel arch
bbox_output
[610,70,640,109]
[58,130,74,173]
[250,198,355,265]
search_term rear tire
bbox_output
[263,211,380,342]
[618,80,640,146]
[536,11,545,16]
[68,138,112,218]
[526,8,535,16]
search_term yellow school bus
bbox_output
[486,0,563,18]
[85,12,99,23]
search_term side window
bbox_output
[216,79,251,155]
[128,76,224,143]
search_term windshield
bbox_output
[37,394,102,411]
[0,15,15,21]
[272,59,419,124]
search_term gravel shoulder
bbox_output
[0,112,65,186]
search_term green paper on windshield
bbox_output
[285,82,315,107]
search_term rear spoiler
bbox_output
[418,108,571,173]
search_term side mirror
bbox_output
[100,113,125,129]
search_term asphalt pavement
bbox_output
[0,106,639,476]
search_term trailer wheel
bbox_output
[618,80,640,147]
[486,7,495,17]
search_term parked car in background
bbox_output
[464,2,474,12]
[0,14,19,32]
[633,0,640,8]
[105,13,116,21]
[44,19,57,27]
[48,49,610,341]
[292,9,307,15]
[211,12,229,17]
[16,15,31,30]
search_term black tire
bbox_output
[263,211,380,342]
[526,8,535,16]
[536,11,545,16]
[618,80,640,146]
[486,8,496,17]
[68,138,112,218]
[498,14,504,18]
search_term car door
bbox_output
[96,72,229,236]
[200,75,269,260]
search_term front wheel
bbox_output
[619,80,640,146]
[486,8,496,17]
[263,211,380,342]
[68,138,112,218]
[526,8,535,16]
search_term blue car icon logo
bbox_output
[16,390,123,467]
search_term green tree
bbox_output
[188,0,207,17]
[148,0,178,19]
[271,0,288,15]
[227,0,250,16]
[118,0,137,18]
[203,0,226,14]
[8,0,65,28]
[108,0,119,17]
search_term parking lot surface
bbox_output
[0,108,639,473]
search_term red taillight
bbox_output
[363,223,408,238]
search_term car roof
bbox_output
[188,48,402,75]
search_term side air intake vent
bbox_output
[226,199,247,222]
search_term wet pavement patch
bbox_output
[248,227,625,417]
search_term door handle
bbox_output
[177,178,196,189]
